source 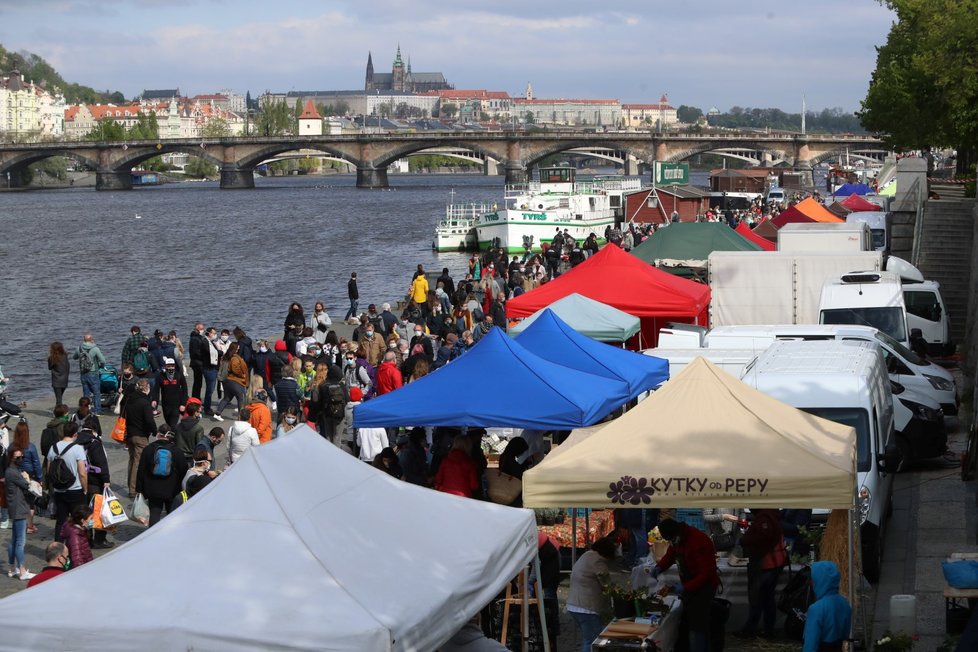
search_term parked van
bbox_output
[741,340,897,582]
[819,271,909,346]
[766,188,787,205]
[845,211,890,253]
[642,348,757,383]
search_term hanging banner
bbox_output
[654,162,689,186]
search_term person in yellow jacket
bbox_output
[410,270,429,306]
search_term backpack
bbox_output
[48,442,78,491]
[323,383,347,419]
[152,446,173,477]
[77,347,95,374]
[134,348,151,374]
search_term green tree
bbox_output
[0,44,124,103]
[127,112,159,140]
[440,103,458,119]
[29,156,68,182]
[85,120,126,141]
[677,105,704,124]
[255,99,293,136]
[859,0,976,172]
[184,156,217,178]
[142,156,172,172]
[201,117,232,138]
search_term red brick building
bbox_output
[624,186,711,224]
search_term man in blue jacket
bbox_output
[803,561,851,652]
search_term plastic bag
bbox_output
[943,560,978,589]
[132,493,150,526]
[101,487,128,526]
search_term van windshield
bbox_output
[874,330,926,366]
[821,307,907,343]
[800,407,871,472]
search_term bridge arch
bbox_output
[0,149,100,176]
[662,140,792,164]
[369,140,500,169]
[112,144,224,172]
[235,144,362,171]
[808,147,889,167]
[521,139,642,171]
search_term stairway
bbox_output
[913,199,977,345]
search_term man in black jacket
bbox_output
[136,429,188,527]
[124,379,157,497]
[188,322,207,401]
[75,423,113,548]
[152,357,188,429]
[344,272,359,322]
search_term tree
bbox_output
[254,100,293,136]
[127,112,159,140]
[677,105,704,124]
[85,120,126,141]
[184,156,216,178]
[440,103,458,119]
[859,0,976,172]
[201,117,231,138]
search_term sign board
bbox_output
[654,162,689,186]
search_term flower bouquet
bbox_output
[874,631,914,651]
[599,575,668,619]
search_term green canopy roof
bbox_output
[507,293,641,342]
[630,222,761,276]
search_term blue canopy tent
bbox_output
[515,309,669,401]
[352,328,631,429]
[832,182,873,196]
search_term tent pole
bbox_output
[848,507,856,644]
[521,566,530,652]
[533,554,552,652]
[571,508,578,566]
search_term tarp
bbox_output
[751,217,780,244]
[631,222,761,270]
[522,357,856,509]
[506,244,711,345]
[507,293,641,342]
[0,427,538,652]
[771,197,845,228]
[735,222,776,251]
[515,309,669,400]
[353,327,630,429]
[840,193,881,212]
[826,201,852,218]
[832,182,873,196]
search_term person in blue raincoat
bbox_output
[803,561,852,652]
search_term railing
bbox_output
[439,202,496,226]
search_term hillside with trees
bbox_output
[704,106,866,134]
[0,43,124,103]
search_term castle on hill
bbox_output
[364,46,452,93]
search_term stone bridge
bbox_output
[0,131,887,190]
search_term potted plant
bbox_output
[598,576,669,619]
[874,631,914,651]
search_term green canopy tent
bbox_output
[630,222,761,279]
[507,293,641,342]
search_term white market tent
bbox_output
[507,293,642,342]
[523,357,857,510]
[0,427,538,652]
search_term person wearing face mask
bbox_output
[275,406,301,439]
[284,303,306,355]
[175,400,204,465]
[151,357,188,429]
[342,349,374,400]
[359,324,384,368]
[310,302,333,345]
[188,322,208,402]
[295,327,318,357]
[123,379,157,497]
[650,518,720,652]
[409,325,433,360]
[26,542,69,588]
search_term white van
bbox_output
[845,211,889,253]
[704,324,958,414]
[819,271,909,346]
[642,348,757,383]
[741,339,896,582]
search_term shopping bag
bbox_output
[90,492,105,530]
[486,469,522,505]
[110,416,126,444]
[101,487,128,526]
[132,492,150,526]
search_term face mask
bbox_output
[221,335,229,342]
[259,347,268,353]
[415,331,422,337]
[366,331,374,338]
[195,460,211,471]
[309,349,320,357]
[123,372,133,379]
[166,368,175,379]
[285,416,297,425]
[61,557,72,571]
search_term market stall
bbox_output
[734,222,776,251]
[0,428,539,652]
[515,309,669,401]
[352,327,631,429]
[770,197,845,228]
[630,222,762,278]
[507,293,641,343]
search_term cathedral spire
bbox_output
[394,44,403,66]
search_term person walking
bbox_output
[5,448,35,581]
[152,357,188,429]
[75,420,113,549]
[188,322,207,401]
[212,342,247,422]
[47,342,70,408]
[733,509,787,639]
[45,422,88,543]
[345,272,359,323]
[123,379,157,497]
[311,302,333,345]
[135,428,188,527]
[73,334,106,415]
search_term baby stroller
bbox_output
[99,364,121,409]
[0,365,21,418]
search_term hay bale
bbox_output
[818,509,860,599]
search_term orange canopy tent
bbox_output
[506,244,711,347]
[735,222,776,251]
[771,197,845,228]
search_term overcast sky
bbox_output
[0,0,894,112]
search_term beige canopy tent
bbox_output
[523,357,856,510]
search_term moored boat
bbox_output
[433,199,493,252]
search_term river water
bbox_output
[0,173,505,400]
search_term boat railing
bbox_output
[440,202,496,226]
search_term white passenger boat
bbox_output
[433,195,494,252]
[474,167,642,254]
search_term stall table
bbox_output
[537,509,615,549]
[590,596,682,651]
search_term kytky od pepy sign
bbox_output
[607,475,769,505]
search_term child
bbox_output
[61,504,94,568]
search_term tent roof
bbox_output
[515,309,669,400]
[522,358,856,509]
[840,193,881,212]
[631,222,761,268]
[0,428,537,651]
[353,327,631,429]
[735,222,776,251]
[826,201,852,217]
[751,217,780,242]
[506,244,711,319]
[771,198,844,227]
[507,293,641,341]
[832,182,873,196]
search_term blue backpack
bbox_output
[152,447,173,477]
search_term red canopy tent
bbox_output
[770,197,845,228]
[506,244,711,347]
[840,194,881,212]
[735,222,776,251]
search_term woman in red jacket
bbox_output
[61,505,94,568]
[434,435,479,498]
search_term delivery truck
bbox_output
[777,222,873,253]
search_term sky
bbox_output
[0,0,895,112]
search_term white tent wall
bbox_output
[0,428,537,652]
